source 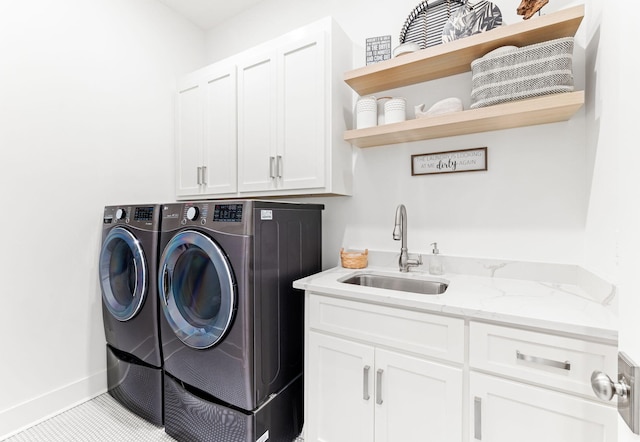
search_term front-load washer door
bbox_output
[158,230,236,349]
[99,227,147,322]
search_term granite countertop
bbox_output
[293,251,618,343]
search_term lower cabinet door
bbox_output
[469,372,617,442]
[307,332,375,442]
[375,349,463,442]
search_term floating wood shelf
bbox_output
[344,5,585,95]
[344,91,585,148]
[343,5,585,147]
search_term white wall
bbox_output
[205,0,598,270]
[0,0,204,437]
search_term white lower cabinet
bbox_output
[307,332,463,442]
[304,293,618,442]
[305,294,464,442]
[468,321,617,441]
[470,372,617,442]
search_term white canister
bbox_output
[376,97,391,125]
[384,97,406,124]
[356,96,377,129]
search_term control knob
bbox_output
[186,206,199,221]
[115,208,126,220]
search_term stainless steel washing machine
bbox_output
[157,200,323,442]
[99,204,163,426]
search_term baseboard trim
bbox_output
[0,370,107,440]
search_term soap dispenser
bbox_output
[429,242,443,275]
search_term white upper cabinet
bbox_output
[237,50,277,193]
[176,75,203,196]
[277,32,327,191]
[176,63,237,198]
[176,17,352,200]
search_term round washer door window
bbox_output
[99,227,147,321]
[158,230,236,349]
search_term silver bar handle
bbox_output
[376,369,383,405]
[276,155,283,178]
[363,365,370,400]
[196,166,202,185]
[516,350,571,371]
[201,166,207,185]
[269,156,276,179]
[474,397,482,440]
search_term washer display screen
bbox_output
[213,204,243,222]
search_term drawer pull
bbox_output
[363,365,370,400]
[516,350,571,371]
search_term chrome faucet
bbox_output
[392,204,422,272]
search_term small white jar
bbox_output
[356,96,377,129]
[384,97,406,124]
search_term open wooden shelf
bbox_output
[344,5,584,96]
[343,5,585,147]
[344,91,585,148]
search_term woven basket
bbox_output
[340,248,368,269]
[470,37,575,109]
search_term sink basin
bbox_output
[339,272,448,295]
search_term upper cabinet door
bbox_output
[175,76,203,197]
[237,50,277,193]
[202,64,237,195]
[277,32,327,191]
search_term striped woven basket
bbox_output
[470,37,575,109]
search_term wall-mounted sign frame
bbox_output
[366,35,392,65]
[411,147,487,176]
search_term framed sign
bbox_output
[411,147,487,175]
[366,35,392,65]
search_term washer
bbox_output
[158,200,323,442]
[99,204,163,426]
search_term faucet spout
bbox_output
[392,204,422,272]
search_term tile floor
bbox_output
[3,394,304,441]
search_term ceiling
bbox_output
[157,0,265,30]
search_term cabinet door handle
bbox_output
[269,156,276,179]
[201,166,207,185]
[474,397,482,440]
[516,350,571,371]
[276,155,283,178]
[197,166,202,185]
[363,365,370,400]
[376,369,383,405]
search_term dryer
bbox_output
[99,204,163,426]
[157,200,323,442]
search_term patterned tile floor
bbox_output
[4,394,304,441]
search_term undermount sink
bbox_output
[339,272,448,295]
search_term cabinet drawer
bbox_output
[308,294,464,363]
[469,322,617,398]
